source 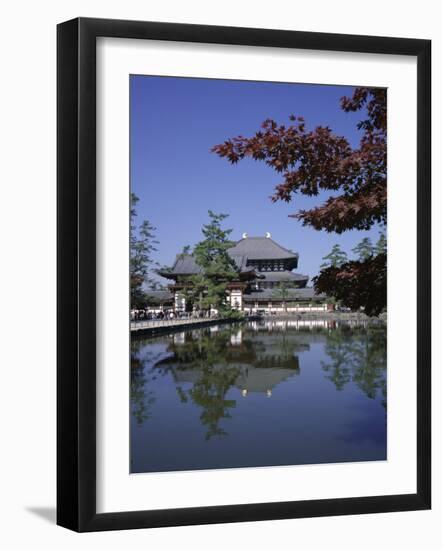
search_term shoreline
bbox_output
[131,311,386,338]
[255,311,387,322]
[130,316,242,338]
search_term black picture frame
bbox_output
[57,17,431,532]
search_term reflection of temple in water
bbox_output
[153,318,384,402]
[235,360,300,396]
[171,360,300,397]
[133,319,386,446]
[157,326,306,396]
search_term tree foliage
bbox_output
[212,88,386,234]
[314,253,386,316]
[352,237,374,261]
[212,87,387,314]
[320,244,348,269]
[193,210,237,276]
[375,231,387,255]
[185,211,239,314]
[130,192,160,308]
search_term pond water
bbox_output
[130,319,386,473]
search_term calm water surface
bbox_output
[130,320,386,473]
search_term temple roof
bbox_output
[228,236,298,261]
[159,235,300,279]
[164,254,203,276]
[243,288,327,302]
[158,253,255,278]
[259,271,309,284]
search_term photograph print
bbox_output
[130,75,387,474]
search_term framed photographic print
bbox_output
[57,17,431,532]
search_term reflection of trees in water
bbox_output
[163,331,241,440]
[131,322,387,437]
[177,367,239,440]
[321,325,386,407]
[154,327,302,439]
[130,339,158,425]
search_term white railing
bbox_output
[130,317,220,331]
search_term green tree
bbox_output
[352,237,374,261]
[193,211,236,274]
[320,244,348,269]
[187,211,239,315]
[272,280,297,313]
[315,254,386,316]
[375,232,387,255]
[130,192,159,308]
[180,244,191,257]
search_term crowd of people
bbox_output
[130,309,216,322]
[131,309,178,321]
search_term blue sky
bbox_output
[130,75,384,281]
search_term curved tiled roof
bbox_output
[260,271,309,283]
[170,254,202,275]
[228,236,298,261]
[243,288,327,302]
[159,236,301,278]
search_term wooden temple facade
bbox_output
[149,233,331,314]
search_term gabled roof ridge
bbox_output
[172,252,192,268]
[229,236,298,259]
[266,237,297,257]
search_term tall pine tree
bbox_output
[130,192,159,308]
[352,237,374,261]
[186,211,238,315]
[320,244,348,269]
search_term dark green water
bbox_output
[130,319,386,473]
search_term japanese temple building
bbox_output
[148,233,331,314]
